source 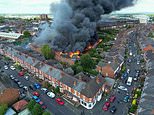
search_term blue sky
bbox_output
[0,0,154,14]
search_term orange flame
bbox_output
[69,51,80,58]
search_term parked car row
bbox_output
[102,95,116,113]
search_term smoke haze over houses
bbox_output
[34,0,135,52]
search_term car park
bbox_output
[102,102,110,111]
[118,85,128,92]
[109,95,116,103]
[47,92,55,98]
[34,83,41,89]
[110,106,117,113]
[56,98,65,105]
[33,91,40,97]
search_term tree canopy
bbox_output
[32,103,43,115]
[27,99,36,111]
[80,54,95,69]
[43,111,51,115]
[23,31,31,38]
[41,44,55,59]
[0,104,8,115]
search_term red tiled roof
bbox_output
[102,64,115,78]
[12,100,28,112]
[143,44,154,52]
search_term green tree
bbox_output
[42,111,51,115]
[27,99,36,111]
[41,44,55,59]
[54,86,60,94]
[32,104,43,115]
[80,54,95,69]
[23,31,31,38]
[0,104,8,115]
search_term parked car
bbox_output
[34,83,41,89]
[56,98,65,105]
[124,95,130,102]
[109,95,116,103]
[121,72,128,79]
[11,76,15,80]
[32,96,38,100]
[14,78,19,83]
[47,92,55,98]
[133,76,138,81]
[38,101,44,105]
[110,106,117,113]
[4,65,8,70]
[41,105,47,110]
[24,76,29,80]
[29,85,34,90]
[10,66,15,70]
[18,84,24,88]
[17,81,21,85]
[127,69,130,73]
[18,71,24,76]
[41,88,48,93]
[33,91,40,97]
[102,102,110,111]
[118,85,128,92]
[23,86,28,91]
[36,98,41,103]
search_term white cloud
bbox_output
[115,0,154,14]
[0,0,60,14]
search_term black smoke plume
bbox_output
[35,0,135,52]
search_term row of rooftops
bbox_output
[0,32,23,39]
[0,44,105,98]
[137,24,154,115]
[97,29,128,77]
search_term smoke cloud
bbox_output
[34,0,135,52]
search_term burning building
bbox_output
[34,0,135,53]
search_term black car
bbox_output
[29,85,34,90]
[110,106,117,113]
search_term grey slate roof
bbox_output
[0,44,105,98]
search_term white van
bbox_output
[126,77,133,86]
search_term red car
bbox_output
[109,95,116,103]
[33,91,40,97]
[56,98,65,105]
[18,71,24,76]
[102,102,110,111]
[41,105,47,109]
[38,101,43,105]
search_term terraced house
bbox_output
[0,44,108,109]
